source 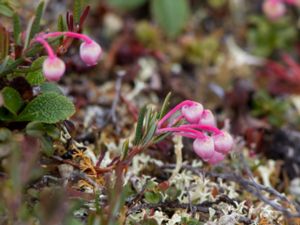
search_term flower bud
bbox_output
[181,103,203,123]
[43,57,66,81]
[213,131,234,154]
[207,151,225,165]
[263,0,286,20]
[80,41,102,66]
[199,109,216,127]
[193,136,215,161]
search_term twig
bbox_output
[162,164,300,218]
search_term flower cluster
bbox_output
[157,100,233,164]
[34,32,102,81]
[263,0,299,20]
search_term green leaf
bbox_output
[18,92,75,123]
[1,87,23,115]
[151,0,190,38]
[26,56,46,85]
[0,3,14,17]
[26,121,60,140]
[0,107,15,121]
[158,92,171,120]
[40,82,63,94]
[108,0,147,11]
[133,105,147,145]
[57,14,66,32]
[25,1,45,47]
[13,13,21,44]
[142,122,157,145]
[144,191,161,204]
[73,0,86,24]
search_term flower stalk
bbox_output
[33,31,102,81]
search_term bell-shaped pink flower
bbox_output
[199,109,216,127]
[43,57,66,81]
[263,0,286,20]
[181,103,203,123]
[80,41,102,66]
[193,136,215,161]
[213,131,234,154]
[207,151,225,165]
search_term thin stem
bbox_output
[179,124,222,134]
[42,31,93,43]
[158,100,196,128]
[157,127,205,138]
[35,37,56,59]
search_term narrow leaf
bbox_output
[57,14,66,32]
[158,92,171,119]
[13,13,21,44]
[73,0,85,24]
[27,1,45,44]
[133,105,147,145]
[142,123,157,145]
[0,3,13,17]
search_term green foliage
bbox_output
[0,2,14,17]
[158,92,171,120]
[108,0,190,38]
[1,87,23,115]
[73,0,87,23]
[13,13,21,44]
[57,14,66,32]
[108,0,147,11]
[181,217,202,225]
[144,191,162,204]
[25,122,60,155]
[26,56,46,85]
[251,90,290,127]
[18,92,75,123]
[25,1,45,48]
[151,0,190,38]
[247,16,297,57]
[133,105,147,145]
[40,82,63,94]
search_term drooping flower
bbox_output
[193,136,215,161]
[42,57,66,81]
[199,109,216,127]
[80,41,102,66]
[213,131,234,154]
[181,102,203,123]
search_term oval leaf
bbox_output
[18,92,75,123]
[1,87,23,115]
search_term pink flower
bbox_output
[213,131,234,154]
[181,102,203,123]
[42,57,66,81]
[207,151,225,165]
[193,136,215,161]
[199,109,216,127]
[263,0,286,20]
[80,41,102,66]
